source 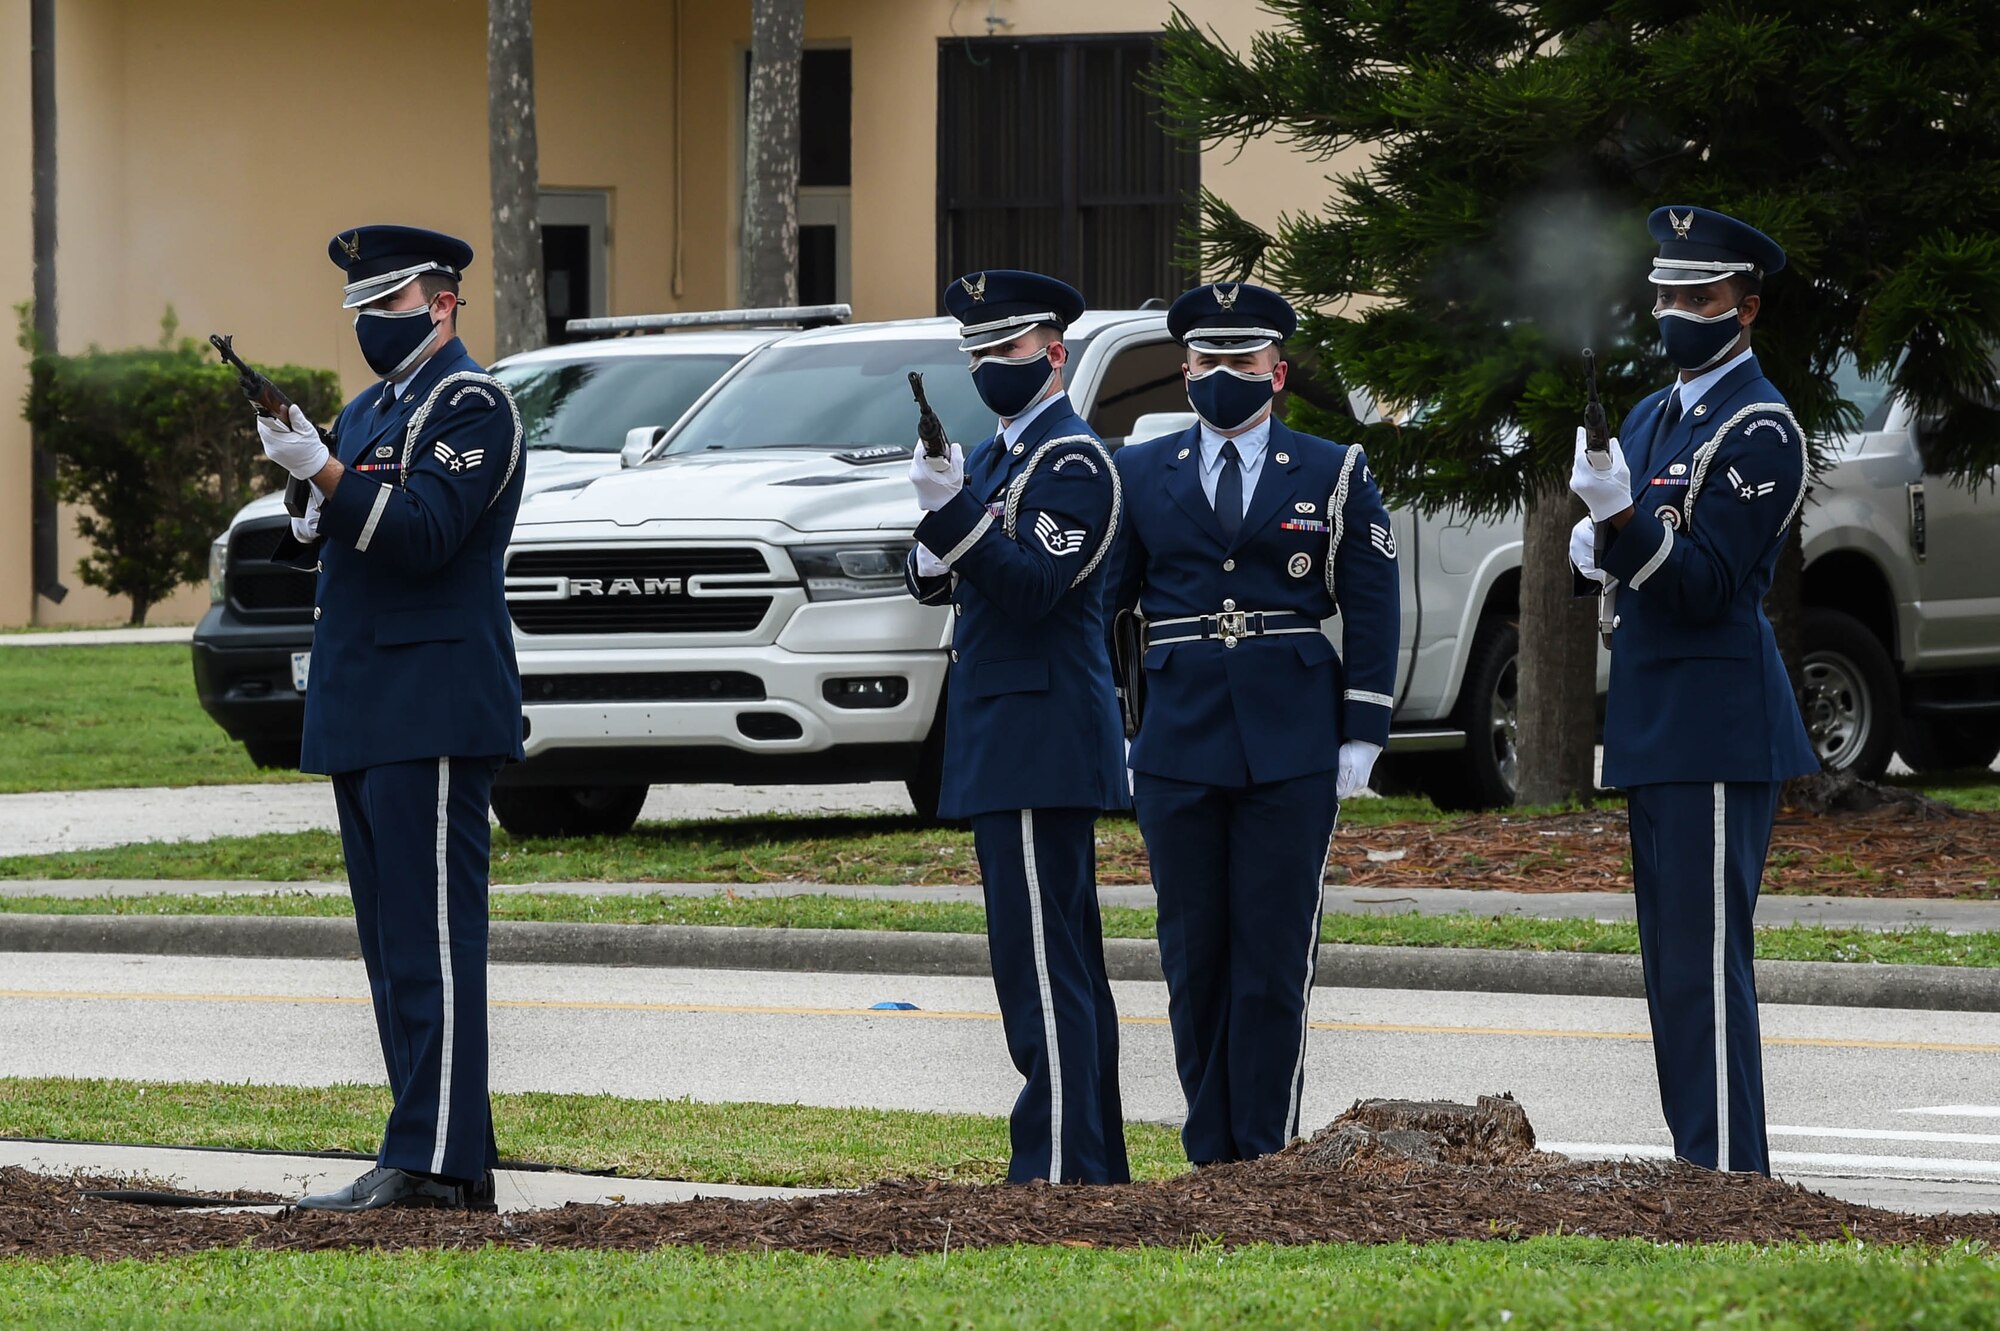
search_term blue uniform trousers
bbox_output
[331,755,502,1183]
[1628,780,1780,1175]
[970,807,1129,1184]
[1133,769,1339,1164]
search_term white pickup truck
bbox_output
[493,311,1528,834]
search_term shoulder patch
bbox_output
[1743,416,1788,446]
[449,383,500,410]
[1051,451,1101,476]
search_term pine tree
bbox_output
[1154,0,2000,803]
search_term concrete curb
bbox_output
[6,913,1998,1012]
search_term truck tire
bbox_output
[1896,714,2000,775]
[1800,607,1897,780]
[1420,618,1519,812]
[490,784,649,839]
[242,737,301,770]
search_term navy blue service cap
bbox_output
[1167,281,1298,354]
[944,269,1085,353]
[329,224,475,309]
[1647,207,1785,287]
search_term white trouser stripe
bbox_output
[1287,812,1338,1140]
[431,757,457,1175]
[354,484,391,552]
[1712,782,1729,1172]
[1019,810,1064,1183]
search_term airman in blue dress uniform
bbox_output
[1109,282,1400,1164]
[256,225,526,1210]
[1569,206,1819,1175]
[903,270,1130,1184]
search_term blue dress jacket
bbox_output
[304,337,527,774]
[904,395,1128,819]
[1597,355,1819,788]
[1109,419,1400,788]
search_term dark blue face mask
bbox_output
[354,301,442,380]
[1186,365,1275,432]
[968,348,1055,418]
[1655,305,1742,373]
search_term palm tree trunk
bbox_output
[742,0,804,308]
[488,0,546,358]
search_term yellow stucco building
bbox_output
[0,0,1335,626]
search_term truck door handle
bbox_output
[1908,482,1927,561]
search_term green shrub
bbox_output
[20,310,341,623]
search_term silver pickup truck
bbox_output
[492,311,1528,834]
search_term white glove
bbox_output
[909,443,965,513]
[258,403,331,480]
[915,543,951,577]
[1569,515,1609,586]
[289,484,325,543]
[1335,739,1382,801]
[1568,426,1632,524]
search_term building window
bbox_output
[936,35,1198,311]
[540,189,609,345]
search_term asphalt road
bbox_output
[4,950,1997,1214]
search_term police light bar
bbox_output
[565,304,852,336]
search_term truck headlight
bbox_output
[790,542,914,601]
[208,535,230,604]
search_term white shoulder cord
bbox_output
[399,371,525,509]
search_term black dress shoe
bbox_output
[294,1166,477,1213]
[465,1171,498,1213]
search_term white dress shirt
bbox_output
[1196,414,1272,518]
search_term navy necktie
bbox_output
[1215,440,1243,543]
[1661,390,1684,435]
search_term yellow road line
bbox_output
[2,988,1995,1055]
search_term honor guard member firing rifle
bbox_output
[1569,207,1818,1175]
[254,225,526,1210]
[1109,283,1399,1164]
[904,269,1130,1185]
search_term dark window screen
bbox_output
[541,224,591,346]
[938,36,1197,310]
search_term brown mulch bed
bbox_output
[9,1099,2000,1263]
[1320,806,2000,900]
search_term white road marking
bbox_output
[1901,1106,2000,1118]
[1543,1141,2000,1178]
[1769,1125,2000,1148]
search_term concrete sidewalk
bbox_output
[6,876,1999,935]
[0,626,194,647]
[6,913,1997,1012]
[0,1139,823,1213]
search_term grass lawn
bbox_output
[0,802,1455,886]
[0,645,313,793]
[5,889,1998,967]
[0,1078,1185,1188]
[2,1239,1996,1330]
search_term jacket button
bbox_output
[953,604,962,617]
[312,607,321,621]
[1223,559,1235,571]
[949,649,959,663]
[1222,598,1237,612]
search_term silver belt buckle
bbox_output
[1215,609,1248,647]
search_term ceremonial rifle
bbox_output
[1582,349,1617,649]
[908,371,951,462]
[210,333,312,520]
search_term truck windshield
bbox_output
[496,355,743,452]
[663,338,1069,453]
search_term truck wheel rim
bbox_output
[1492,657,1519,796]
[1801,651,1870,769]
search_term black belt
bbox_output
[1145,609,1318,648]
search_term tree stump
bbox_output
[1297,1094,1552,1170]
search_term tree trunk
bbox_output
[741,0,803,308]
[30,0,66,607]
[487,0,546,359]
[1513,485,1600,805]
